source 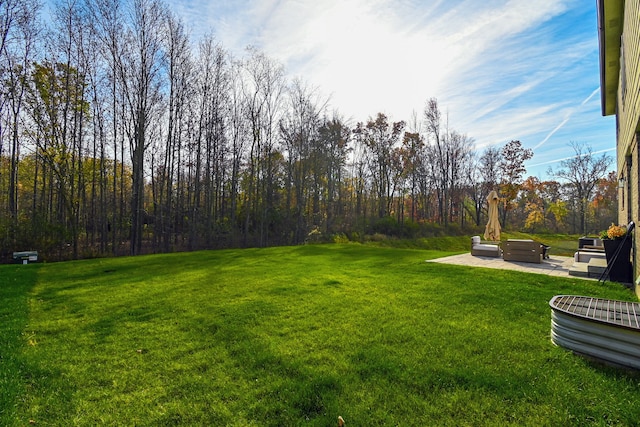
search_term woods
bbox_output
[0,0,615,261]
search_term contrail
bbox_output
[580,87,600,106]
[533,87,601,150]
[533,118,570,150]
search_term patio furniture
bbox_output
[503,239,543,263]
[574,250,606,263]
[578,237,604,250]
[470,235,501,257]
[575,237,605,266]
[571,235,606,277]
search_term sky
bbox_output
[170,0,616,179]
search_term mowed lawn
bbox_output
[2,244,640,426]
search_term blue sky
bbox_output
[171,0,616,179]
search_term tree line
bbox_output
[0,0,615,262]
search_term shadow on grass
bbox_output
[1,264,80,425]
[0,264,41,424]
[214,298,344,424]
[7,245,640,425]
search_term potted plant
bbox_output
[600,223,627,240]
[600,223,632,284]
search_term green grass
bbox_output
[363,233,583,256]
[0,264,38,424]
[2,244,640,426]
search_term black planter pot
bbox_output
[603,238,633,284]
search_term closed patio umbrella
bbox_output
[484,190,501,241]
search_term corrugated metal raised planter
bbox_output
[549,295,640,369]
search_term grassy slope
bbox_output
[2,244,640,426]
[366,233,584,257]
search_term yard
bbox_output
[2,243,640,425]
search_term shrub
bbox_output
[332,233,350,244]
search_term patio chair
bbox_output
[471,235,501,258]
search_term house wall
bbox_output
[615,0,640,295]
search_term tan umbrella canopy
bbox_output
[484,190,501,241]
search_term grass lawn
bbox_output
[2,243,640,425]
[362,232,584,257]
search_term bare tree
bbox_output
[88,0,128,255]
[0,0,39,232]
[349,126,370,233]
[463,150,483,226]
[549,141,611,235]
[423,98,474,226]
[317,114,350,233]
[423,98,450,225]
[480,146,500,189]
[226,58,248,245]
[464,146,500,226]
[118,0,166,255]
[195,35,228,248]
[398,131,424,222]
[446,130,473,226]
[354,113,405,219]
[280,77,326,243]
[162,13,192,250]
[241,47,285,246]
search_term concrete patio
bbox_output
[427,253,593,280]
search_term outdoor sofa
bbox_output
[470,235,501,257]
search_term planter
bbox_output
[603,238,633,284]
[550,295,640,369]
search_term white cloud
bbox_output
[169,0,614,178]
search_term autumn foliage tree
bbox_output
[521,177,544,231]
[498,140,533,228]
[591,171,618,232]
